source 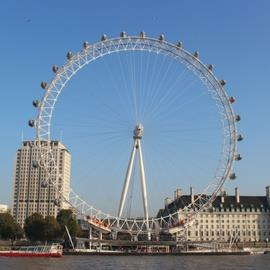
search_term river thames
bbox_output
[0,255,268,270]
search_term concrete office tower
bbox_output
[12,141,71,227]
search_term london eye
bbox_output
[29,32,242,237]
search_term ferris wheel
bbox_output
[29,32,242,236]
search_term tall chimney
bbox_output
[266,186,270,206]
[164,197,172,208]
[235,187,240,204]
[190,186,194,203]
[220,187,225,203]
[174,188,181,200]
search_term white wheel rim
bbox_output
[34,35,238,234]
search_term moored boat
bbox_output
[0,243,63,257]
[179,248,251,255]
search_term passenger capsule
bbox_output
[41,181,48,188]
[83,41,90,49]
[229,96,235,103]
[52,65,59,73]
[101,34,108,41]
[28,120,35,127]
[237,134,243,142]
[66,51,73,60]
[140,31,146,38]
[54,199,60,207]
[120,31,127,38]
[235,115,241,122]
[235,154,242,161]
[193,51,199,58]
[32,160,38,168]
[220,80,226,86]
[32,100,40,108]
[48,179,54,185]
[40,81,48,89]
[207,64,214,71]
[229,172,236,180]
[159,34,165,42]
[176,41,182,48]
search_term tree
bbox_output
[0,213,23,244]
[44,216,61,241]
[57,209,81,238]
[24,213,46,241]
[24,213,61,242]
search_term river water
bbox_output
[0,254,268,270]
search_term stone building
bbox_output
[0,204,9,214]
[159,187,270,242]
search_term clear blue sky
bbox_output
[0,0,269,216]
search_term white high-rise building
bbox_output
[12,141,71,227]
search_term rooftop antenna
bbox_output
[21,130,24,142]
[60,130,63,142]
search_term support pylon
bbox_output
[118,124,150,238]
